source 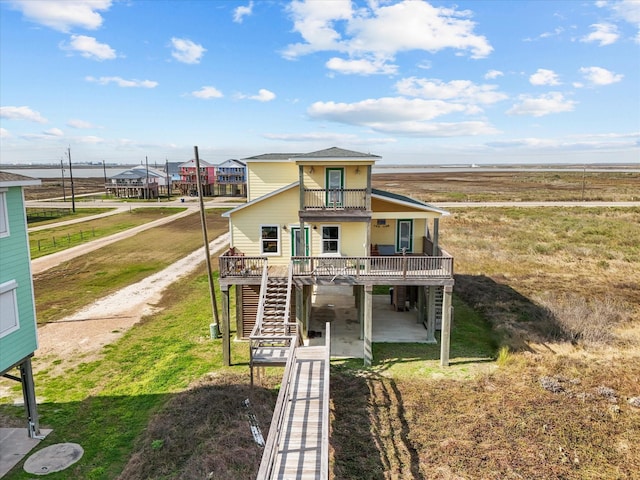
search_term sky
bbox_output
[1,0,639,166]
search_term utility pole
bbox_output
[67,147,76,213]
[60,158,66,202]
[145,156,150,200]
[165,158,171,200]
[194,147,222,346]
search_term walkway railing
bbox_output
[256,323,331,480]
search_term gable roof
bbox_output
[0,171,41,187]
[243,153,301,161]
[295,147,380,160]
[372,188,449,216]
[217,158,246,168]
[179,158,214,168]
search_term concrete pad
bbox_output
[0,428,52,478]
[307,286,432,359]
[23,442,83,475]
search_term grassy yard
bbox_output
[33,208,227,324]
[26,207,114,226]
[29,207,185,259]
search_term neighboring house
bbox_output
[105,165,167,199]
[217,147,455,367]
[215,158,246,196]
[175,158,216,196]
[0,172,42,438]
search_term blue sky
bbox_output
[1,0,639,166]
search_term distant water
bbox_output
[2,164,638,179]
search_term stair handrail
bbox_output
[282,261,297,342]
[251,261,270,338]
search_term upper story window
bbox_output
[260,225,280,255]
[0,190,8,238]
[0,280,19,338]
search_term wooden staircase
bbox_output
[249,263,300,385]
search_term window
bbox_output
[396,219,413,252]
[0,280,19,338]
[321,226,340,254]
[260,225,280,255]
[0,190,8,238]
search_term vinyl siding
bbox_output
[0,186,38,372]
[230,187,299,265]
[246,162,298,201]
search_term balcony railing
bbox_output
[291,255,453,280]
[219,256,266,277]
[219,254,454,280]
[303,188,367,210]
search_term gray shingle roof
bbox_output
[295,147,380,159]
[372,188,449,215]
[0,171,41,186]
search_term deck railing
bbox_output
[218,255,266,277]
[291,254,453,279]
[303,188,367,210]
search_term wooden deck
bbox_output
[271,346,328,479]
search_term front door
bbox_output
[396,219,413,253]
[291,226,310,256]
[326,168,344,207]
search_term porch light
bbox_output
[309,166,314,174]
[282,224,288,230]
[355,166,360,174]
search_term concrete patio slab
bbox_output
[0,428,52,478]
[306,285,432,358]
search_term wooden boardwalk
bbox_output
[272,346,328,480]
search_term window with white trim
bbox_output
[0,280,19,338]
[321,225,340,254]
[0,190,8,238]
[260,225,280,255]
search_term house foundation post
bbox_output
[221,285,231,366]
[19,358,40,438]
[440,285,453,367]
[364,285,373,367]
[426,286,437,343]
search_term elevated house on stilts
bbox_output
[217,147,454,371]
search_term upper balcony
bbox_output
[299,187,371,221]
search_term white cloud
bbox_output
[283,0,492,74]
[395,78,508,104]
[233,1,253,23]
[61,35,116,60]
[85,76,158,88]
[170,37,206,64]
[7,0,112,32]
[598,0,640,43]
[579,66,624,85]
[0,128,10,138]
[0,105,48,123]
[251,89,276,102]
[67,119,95,129]
[484,69,503,80]
[326,57,398,75]
[506,92,577,117]
[529,68,561,86]
[43,128,64,136]
[581,23,620,45]
[235,89,276,101]
[191,86,224,99]
[309,97,467,124]
[366,120,500,137]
